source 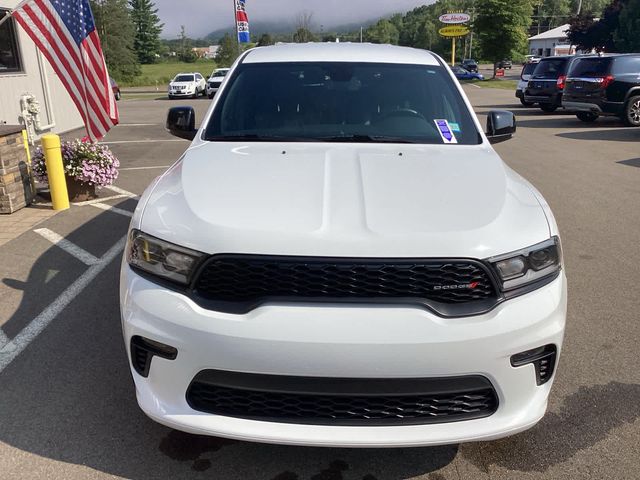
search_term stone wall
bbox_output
[0,126,35,214]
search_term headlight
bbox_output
[126,229,205,285]
[488,237,562,291]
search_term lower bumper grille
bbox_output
[186,370,499,426]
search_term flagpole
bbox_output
[233,0,240,55]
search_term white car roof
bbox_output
[243,43,441,66]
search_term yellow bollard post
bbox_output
[41,134,69,211]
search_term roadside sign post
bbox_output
[438,12,471,66]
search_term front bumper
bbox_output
[120,265,567,447]
[168,90,195,97]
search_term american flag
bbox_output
[12,0,118,142]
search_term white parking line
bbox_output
[0,237,126,373]
[104,185,140,199]
[34,228,99,266]
[72,194,131,206]
[91,203,133,218]
[0,329,9,349]
[469,83,482,89]
[119,165,169,171]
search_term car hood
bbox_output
[170,82,195,88]
[140,143,551,258]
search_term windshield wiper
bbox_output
[318,134,420,144]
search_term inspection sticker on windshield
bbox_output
[434,119,458,144]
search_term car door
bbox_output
[195,74,204,92]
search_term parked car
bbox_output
[563,53,640,126]
[168,72,207,99]
[461,59,479,73]
[523,55,542,65]
[206,68,230,98]
[123,43,566,448]
[110,77,121,101]
[516,59,541,106]
[497,59,512,69]
[451,65,485,81]
[524,56,579,112]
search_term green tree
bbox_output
[614,0,640,51]
[257,33,275,46]
[475,0,533,76]
[365,19,400,44]
[293,27,316,43]
[129,0,163,64]
[91,0,140,81]
[215,33,239,67]
[177,25,197,62]
[566,0,624,52]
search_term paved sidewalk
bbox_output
[0,205,57,247]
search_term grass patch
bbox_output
[120,59,217,87]
[468,79,518,90]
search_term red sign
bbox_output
[496,69,505,77]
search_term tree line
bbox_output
[91,0,165,81]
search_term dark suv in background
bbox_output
[524,56,578,112]
[461,59,479,73]
[563,54,640,126]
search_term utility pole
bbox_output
[360,26,363,43]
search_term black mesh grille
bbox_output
[192,255,498,314]
[186,371,498,426]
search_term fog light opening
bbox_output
[130,336,178,378]
[510,344,557,386]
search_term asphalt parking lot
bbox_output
[0,87,639,480]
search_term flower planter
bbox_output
[65,175,97,202]
[31,140,119,202]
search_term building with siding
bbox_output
[0,1,83,142]
[528,24,577,58]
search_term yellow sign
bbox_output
[438,25,470,37]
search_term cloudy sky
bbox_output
[154,0,431,38]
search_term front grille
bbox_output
[186,370,499,426]
[191,255,498,315]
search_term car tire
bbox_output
[622,96,640,127]
[576,111,599,122]
[114,91,121,101]
[540,104,558,113]
[520,98,534,107]
[208,93,214,99]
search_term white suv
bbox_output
[168,72,206,99]
[206,68,230,98]
[121,43,567,447]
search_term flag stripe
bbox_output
[19,4,107,139]
[12,0,118,141]
[12,9,97,138]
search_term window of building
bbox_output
[0,9,23,73]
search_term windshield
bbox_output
[212,70,228,77]
[568,58,611,77]
[205,62,481,145]
[174,75,195,82]
[532,59,568,79]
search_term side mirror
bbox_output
[486,110,516,144]
[166,106,197,140]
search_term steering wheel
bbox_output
[375,108,427,123]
